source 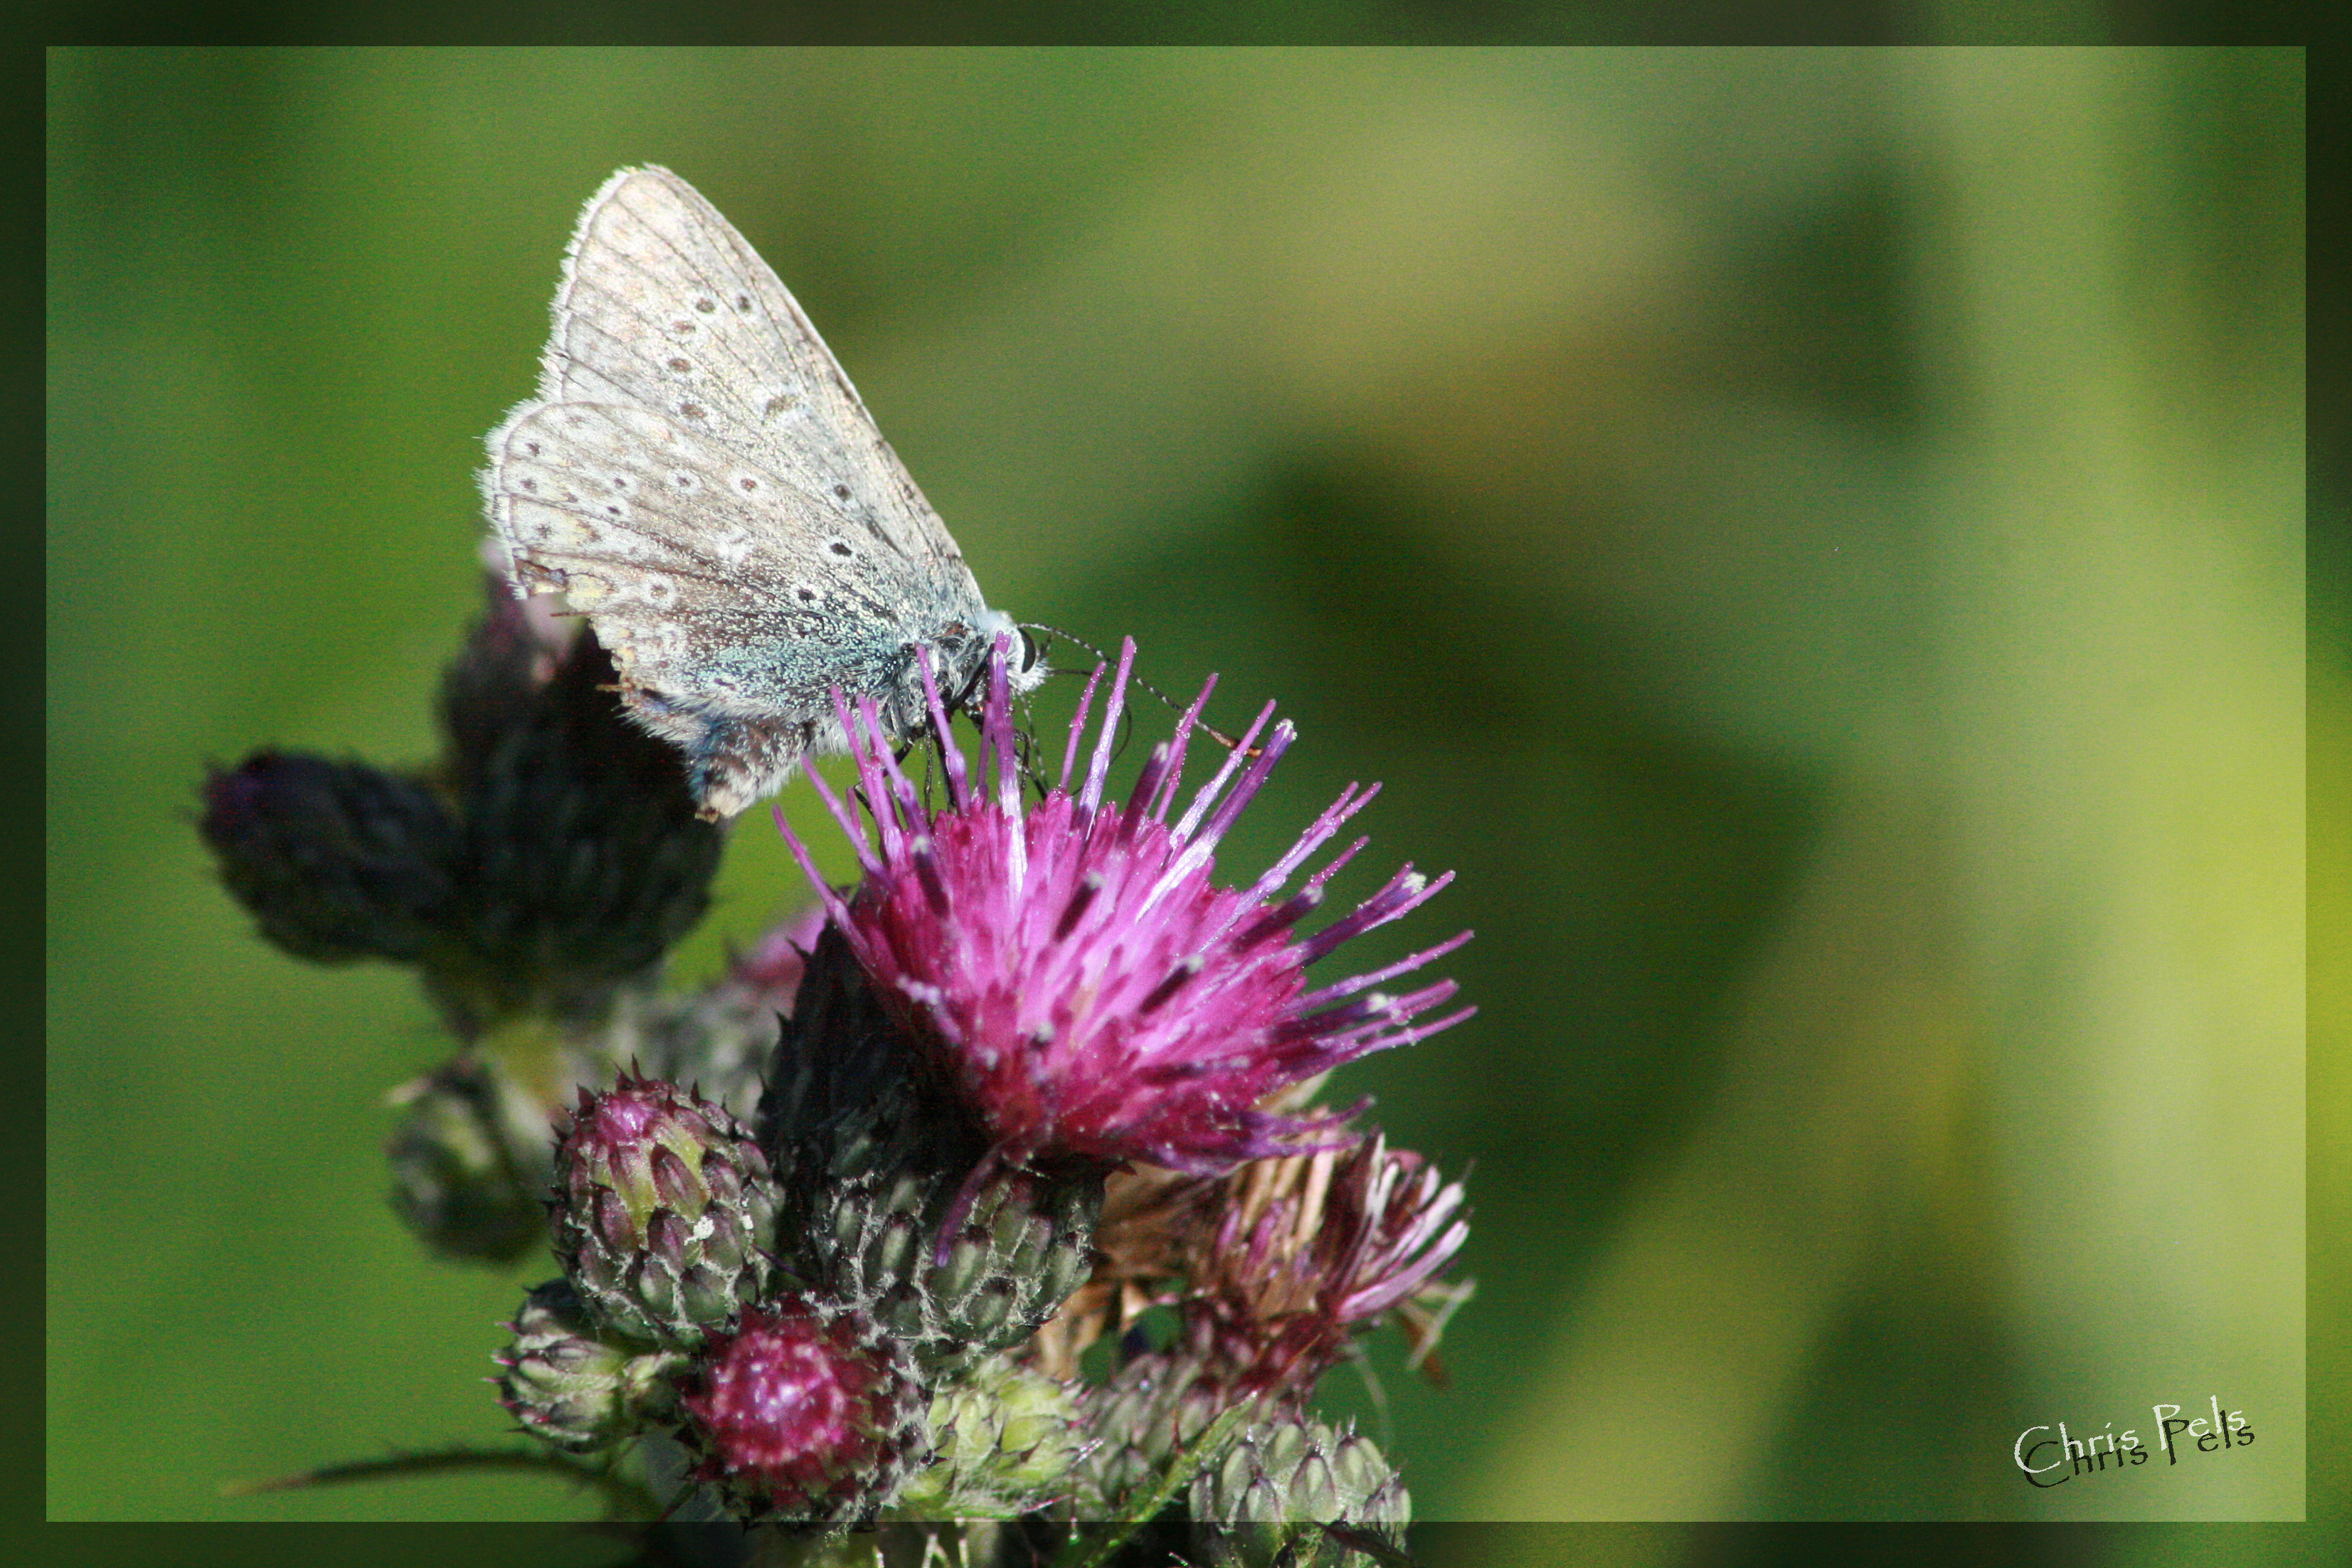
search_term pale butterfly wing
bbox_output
[482,165,1031,820]
[536,166,968,572]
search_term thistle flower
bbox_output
[1065,1134,1464,1515]
[1185,1133,1469,1398]
[678,1296,926,1525]
[774,638,1473,1180]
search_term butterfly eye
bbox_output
[1017,630,1042,673]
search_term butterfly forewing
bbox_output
[481,165,1029,820]
[539,167,973,574]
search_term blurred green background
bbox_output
[48,46,2311,1552]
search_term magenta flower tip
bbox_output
[779,639,1472,1177]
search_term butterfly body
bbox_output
[482,165,1036,820]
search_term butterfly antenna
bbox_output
[1019,623,1263,758]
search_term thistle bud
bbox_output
[896,1354,1086,1520]
[494,1279,686,1451]
[679,1297,926,1525]
[1191,1411,1409,1568]
[385,1056,544,1264]
[430,578,722,1032]
[551,1074,782,1347]
[1077,1350,1241,1513]
[198,750,456,966]
[809,1090,1103,1377]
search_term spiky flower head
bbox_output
[775,638,1473,1178]
[1188,1133,1469,1399]
[550,1072,782,1347]
[1063,1135,1465,1513]
[678,1296,926,1525]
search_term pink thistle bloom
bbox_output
[1196,1133,1471,1397]
[773,638,1473,1177]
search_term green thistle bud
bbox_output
[798,1075,1101,1376]
[896,1355,1087,1520]
[551,1074,783,1347]
[494,1279,687,1451]
[1190,1412,1409,1568]
[385,1056,544,1264]
[1076,1351,1244,1513]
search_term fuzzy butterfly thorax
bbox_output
[480,165,1041,820]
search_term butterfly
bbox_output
[481,165,1042,821]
